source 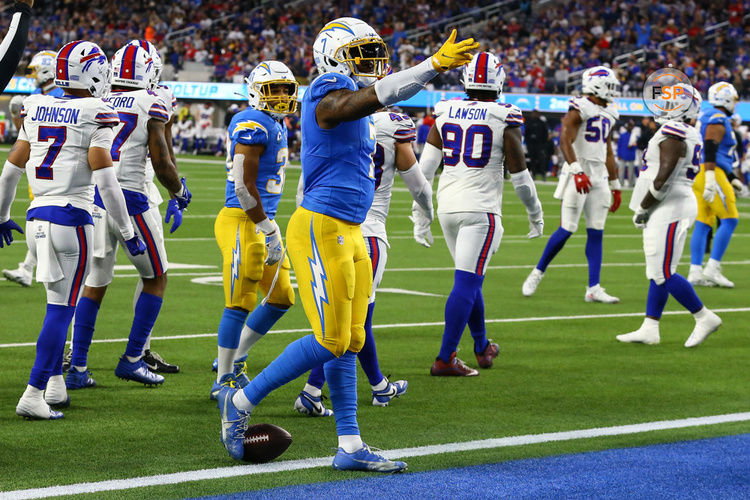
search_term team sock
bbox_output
[216,308,247,381]
[357,302,384,386]
[438,270,483,362]
[237,334,334,408]
[338,434,364,454]
[70,297,100,370]
[690,221,711,266]
[28,304,75,390]
[537,227,572,272]
[710,217,738,261]
[585,228,603,287]
[325,350,359,438]
[665,274,703,313]
[124,292,163,360]
[235,303,287,360]
[306,364,326,391]
[645,280,669,319]
[303,382,323,397]
[467,289,488,354]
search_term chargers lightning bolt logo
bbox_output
[230,226,241,300]
[307,222,328,332]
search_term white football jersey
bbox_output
[21,94,118,212]
[153,84,177,121]
[198,105,214,125]
[630,120,702,213]
[361,111,417,244]
[434,99,524,215]
[175,119,195,138]
[107,89,169,194]
[569,96,618,174]
[144,84,178,203]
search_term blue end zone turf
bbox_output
[196,434,750,499]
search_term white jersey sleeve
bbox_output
[24,94,118,213]
[629,120,702,212]
[107,89,169,195]
[569,96,615,176]
[361,111,417,243]
[434,99,520,215]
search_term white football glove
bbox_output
[702,170,718,202]
[632,207,650,229]
[527,211,544,239]
[730,176,745,195]
[410,204,433,248]
[256,218,283,266]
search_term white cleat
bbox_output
[616,328,660,345]
[702,262,734,288]
[522,268,544,297]
[44,374,70,408]
[2,265,32,287]
[685,309,722,348]
[687,267,713,287]
[16,397,64,420]
[585,284,619,304]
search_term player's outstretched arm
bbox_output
[395,140,433,217]
[0,139,30,246]
[233,143,283,265]
[505,126,544,239]
[633,136,685,228]
[316,30,477,129]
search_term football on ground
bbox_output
[242,423,293,463]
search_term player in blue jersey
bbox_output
[3,50,66,287]
[217,17,477,469]
[210,61,297,400]
[688,82,741,288]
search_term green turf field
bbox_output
[1,150,748,498]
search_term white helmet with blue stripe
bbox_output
[126,39,163,89]
[28,50,57,86]
[54,40,110,98]
[313,17,389,88]
[111,44,155,90]
[462,52,505,95]
[581,65,619,102]
[655,83,702,124]
[707,81,738,113]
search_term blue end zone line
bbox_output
[208,433,750,500]
[1,307,749,349]
[4,412,750,499]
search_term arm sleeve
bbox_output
[0,160,24,222]
[0,3,31,93]
[92,167,135,241]
[419,141,443,184]
[510,169,543,217]
[399,162,433,214]
[374,59,438,106]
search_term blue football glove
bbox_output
[125,236,147,256]
[0,219,24,248]
[165,198,183,234]
[174,177,192,210]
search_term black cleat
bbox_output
[62,348,72,373]
[143,349,180,374]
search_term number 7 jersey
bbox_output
[434,99,524,215]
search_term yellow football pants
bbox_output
[286,207,372,357]
[214,207,294,311]
[692,165,739,226]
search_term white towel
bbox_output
[32,220,64,283]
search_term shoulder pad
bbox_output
[492,102,524,126]
[603,103,619,120]
[232,114,270,146]
[660,121,688,140]
[93,100,119,128]
[148,96,170,123]
[433,100,449,117]
[706,112,728,126]
[308,73,357,101]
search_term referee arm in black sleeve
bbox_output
[0,0,33,92]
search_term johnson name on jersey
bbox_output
[569,96,618,167]
[106,89,169,195]
[434,99,523,215]
[629,120,702,212]
[21,93,119,212]
[225,108,288,219]
[361,110,416,244]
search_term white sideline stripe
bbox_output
[5,412,750,499]
[1,307,749,349]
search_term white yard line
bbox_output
[1,307,748,349]
[4,411,749,499]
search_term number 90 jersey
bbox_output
[569,96,618,169]
[20,94,119,212]
[360,111,416,245]
[629,120,702,215]
[434,99,523,215]
[224,108,287,219]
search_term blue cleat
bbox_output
[115,356,164,386]
[211,357,218,372]
[65,369,97,390]
[217,387,251,460]
[371,376,408,407]
[294,390,334,417]
[210,373,237,401]
[332,443,407,473]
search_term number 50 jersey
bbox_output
[434,99,524,216]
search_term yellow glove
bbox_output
[431,29,479,72]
